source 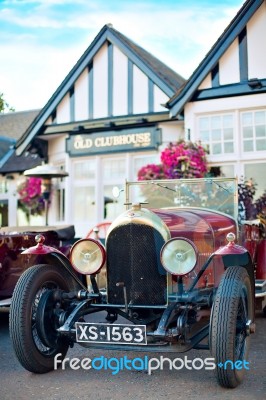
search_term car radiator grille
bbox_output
[106,223,167,305]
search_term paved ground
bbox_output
[0,310,265,400]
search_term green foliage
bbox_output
[0,92,15,113]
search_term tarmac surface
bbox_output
[0,310,265,400]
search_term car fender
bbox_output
[213,242,255,309]
[21,237,86,290]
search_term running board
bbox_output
[255,280,266,298]
[0,298,12,307]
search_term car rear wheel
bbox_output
[210,266,253,388]
[9,264,75,374]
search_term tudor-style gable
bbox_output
[16,24,185,155]
[168,0,266,116]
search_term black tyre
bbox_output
[9,264,76,374]
[210,266,253,388]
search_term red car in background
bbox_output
[0,225,75,307]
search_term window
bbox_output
[198,114,234,155]
[241,110,266,152]
[73,160,96,222]
[102,158,125,181]
[209,164,235,178]
[244,163,266,199]
[73,186,96,221]
[133,154,160,179]
[53,163,67,222]
[102,158,126,221]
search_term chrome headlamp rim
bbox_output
[70,238,106,275]
[160,237,198,276]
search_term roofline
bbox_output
[16,24,181,155]
[168,0,264,117]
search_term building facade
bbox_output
[168,0,266,199]
[10,0,266,236]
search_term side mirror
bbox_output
[112,186,123,199]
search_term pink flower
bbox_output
[137,140,208,181]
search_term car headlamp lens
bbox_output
[70,239,106,275]
[160,238,197,276]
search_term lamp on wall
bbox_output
[24,164,68,226]
[248,78,262,89]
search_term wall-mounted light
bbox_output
[72,125,85,132]
[248,78,262,89]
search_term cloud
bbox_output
[0,0,243,110]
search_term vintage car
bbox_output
[9,178,266,388]
[0,225,75,307]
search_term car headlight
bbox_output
[70,239,106,275]
[160,238,197,276]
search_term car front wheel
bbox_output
[9,264,75,374]
[210,266,254,388]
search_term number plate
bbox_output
[75,322,147,345]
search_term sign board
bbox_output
[66,127,161,156]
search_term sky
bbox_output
[0,0,244,112]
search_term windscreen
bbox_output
[125,177,238,220]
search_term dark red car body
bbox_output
[5,178,266,388]
[0,225,75,305]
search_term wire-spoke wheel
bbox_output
[210,266,254,388]
[9,264,75,373]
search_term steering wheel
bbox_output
[85,222,112,240]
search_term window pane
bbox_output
[200,130,209,142]
[103,184,125,220]
[223,115,233,128]
[256,139,266,150]
[245,163,266,199]
[212,129,221,141]
[224,128,233,140]
[103,159,125,180]
[220,165,234,178]
[243,140,253,152]
[224,142,234,153]
[134,155,160,178]
[254,111,265,125]
[74,187,95,221]
[255,125,266,137]
[74,160,95,180]
[199,117,209,130]
[243,127,253,138]
[242,112,252,126]
[212,143,222,154]
[211,116,221,129]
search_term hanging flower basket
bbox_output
[160,140,208,179]
[137,140,208,181]
[17,177,45,219]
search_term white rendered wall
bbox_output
[56,93,70,123]
[74,68,89,121]
[113,46,128,116]
[48,135,69,159]
[154,86,169,112]
[93,43,108,118]
[158,121,184,149]
[219,38,240,85]
[198,73,212,90]
[133,65,148,114]
[247,1,266,79]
